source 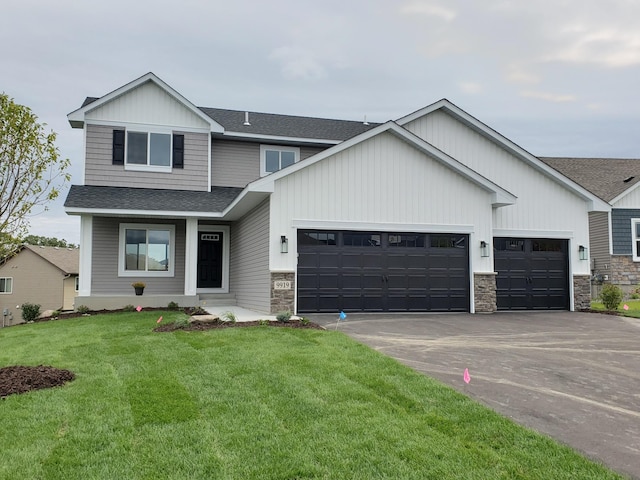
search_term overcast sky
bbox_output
[2,0,639,244]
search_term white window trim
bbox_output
[118,223,176,277]
[124,126,174,173]
[260,145,300,177]
[632,218,640,262]
[0,277,12,294]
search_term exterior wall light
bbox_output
[480,240,489,257]
[579,245,588,261]
[280,235,288,254]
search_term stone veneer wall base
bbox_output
[573,275,591,310]
[270,272,295,314]
[474,273,497,313]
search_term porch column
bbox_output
[78,215,93,296]
[184,218,198,296]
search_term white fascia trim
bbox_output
[396,99,610,212]
[68,72,225,133]
[65,207,224,218]
[291,219,475,234]
[610,182,640,206]
[492,229,574,238]
[220,131,341,145]
[86,119,210,134]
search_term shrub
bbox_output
[276,311,291,323]
[21,303,41,322]
[221,311,237,323]
[258,319,270,326]
[76,305,90,314]
[167,301,179,310]
[123,304,136,312]
[172,316,190,329]
[600,284,623,311]
[300,317,310,326]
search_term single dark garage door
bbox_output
[494,237,569,310]
[297,230,469,313]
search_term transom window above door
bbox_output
[260,145,300,176]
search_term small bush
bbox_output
[76,305,91,314]
[167,301,179,310]
[172,316,190,329]
[221,311,237,323]
[51,310,60,319]
[300,317,310,326]
[600,284,623,311]
[123,304,136,312]
[21,303,41,322]
[258,319,270,326]
[276,311,291,323]
[189,306,209,315]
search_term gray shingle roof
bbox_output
[23,245,79,274]
[540,157,640,202]
[64,185,243,213]
[200,107,379,141]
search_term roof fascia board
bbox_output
[64,207,225,218]
[609,181,640,206]
[218,131,341,145]
[397,99,610,212]
[68,72,224,133]
[85,119,210,134]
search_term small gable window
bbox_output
[113,129,184,171]
[0,277,12,294]
[260,145,300,177]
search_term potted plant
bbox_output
[132,281,146,296]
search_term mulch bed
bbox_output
[154,319,324,332]
[0,365,75,399]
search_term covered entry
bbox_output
[297,230,469,313]
[494,237,569,310]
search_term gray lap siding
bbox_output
[84,124,209,191]
[91,217,186,295]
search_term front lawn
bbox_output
[591,299,640,318]
[0,312,622,479]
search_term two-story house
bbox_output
[65,73,609,314]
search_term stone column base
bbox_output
[270,272,295,314]
[573,275,591,310]
[474,273,497,313]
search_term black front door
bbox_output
[198,232,223,288]
[494,237,569,310]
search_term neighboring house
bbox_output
[64,72,609,314]
[541,157,640,294]
[0,245,79,326]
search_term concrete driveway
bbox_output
[312,311,640,479]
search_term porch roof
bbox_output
[64,185,243,214]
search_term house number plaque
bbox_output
[274,280,292,290]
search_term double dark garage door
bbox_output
[297,230,570,313]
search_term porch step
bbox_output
[198,293,236,307]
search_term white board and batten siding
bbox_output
[404,111,592,275]
[90,217,186,295]
[212,140,327,188]
[229,199,271,313]
[85,81,210,130]
[269,131,494,271]
[84,124,210,191]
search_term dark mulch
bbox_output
[0,365,75,399]
[155,319,324,332]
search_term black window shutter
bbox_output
[112,129,125,165]
[173,134,184,169]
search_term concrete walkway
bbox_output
[311,311,640,479]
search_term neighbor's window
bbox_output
[127,131,172,167]
[632,219,640,261]
[75,276,79,292]
[260,145,300,176]
[0,277,12,294]
[118,224,175,277]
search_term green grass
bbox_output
[0,312,622,479]
[591,299,640,318]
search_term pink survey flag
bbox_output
[624,304,629,311]
[463,368,471,384]
[136,305,142,312]
[157,316,163,324]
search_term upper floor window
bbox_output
[113,129,184,172]
[632,219,640,261]
[260,145,300,177]
[0,277,13,294]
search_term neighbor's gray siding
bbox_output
[611,209,640,255]
[229,199,270,312]
[91,217,185,295]
[589,211,611,275]
[85,124,209,191]
[211,139,326,188]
